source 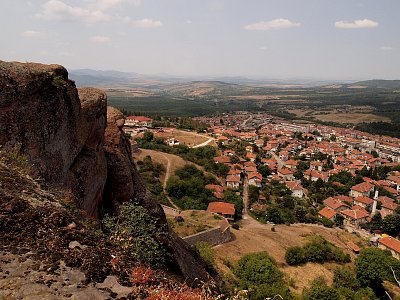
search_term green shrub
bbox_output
[284,235,350,265]
[285,246,306,265]
[235,252,283,286]
[234,252,292,300]
[333,267,360,291]
[102,202,168,267]
[193,241,216,272]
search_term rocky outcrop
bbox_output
[0,60,217,287]
[103,107,135,210]
[102,106,217,286]
[0,61,107,217]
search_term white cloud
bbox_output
[335,19,379,29]
[380,46,393,51]
[21,30,43,38]
[90,36,110,43]
[260,46,268,51]
[244,19,300,31]
[91,0,141,11]
[134,18,163,28]
[36,0,135,23]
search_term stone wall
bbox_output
[183,219,233,247]
[161,205,181,216]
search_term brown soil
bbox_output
[167,210,223,237]
[214,220,365,294]
[153,129,211,147]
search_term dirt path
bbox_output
[242,177,249,216]
[191,137,215,148]
[134,149,225,206]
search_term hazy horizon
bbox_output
[1,0,399,80]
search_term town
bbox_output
[125,112,400,264]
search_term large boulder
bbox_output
[0,61,107,217]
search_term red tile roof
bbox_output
[381,201,399,211]
[319,207,337,219]
[346,241,361,252]
[324,197,349,210]
[340,209,370,220]
[207,202,235,216]
[286,181,302,190]
[278,168,294,175]
[351,182,374,193]
[354,196,374,206]
[205,184,225,193]
[127,116,152,121]
[226,175,241,183]
[379,237,400,254]
[214,156,231,164]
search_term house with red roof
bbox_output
[246,152,257,162]
[207,202,235,221]
[277,168,294,181]
[248,172,262,188]
[286,181,305,198]
[340,209,370,228]
[244,166,257,174]
[353,196,374,209]
[217,136,230,145]
[214,155,231,165]
[350,182,374,198]
[380,200,399,217]
[378,237,400,260]
[125,115,153,127]
[346,241,361,254]
[226,175,241,189]
[318,207,337,221]
[323,197,349,212]
[284,159,298,170]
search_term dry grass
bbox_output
[153,129,211,147]
[214,220,366,293]
[284,263,336,292]
[313,113,390,124]
[134,149,188,187]
[167,210,223,237]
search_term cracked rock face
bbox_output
[0,60,217,287]
[0,61,107,217]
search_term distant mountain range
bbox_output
[68,69,399,90]
[351,80,400,89]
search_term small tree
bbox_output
[285,246,306,265]
[333,267,360,291]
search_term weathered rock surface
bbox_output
[0,61,107,217]
[0,60,217,288]
[102,106,216,286]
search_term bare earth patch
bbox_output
[153,129,211,147]
[214,221,365,294]
[313,113,390,124]
[133,149,188,187]
[167,210,223,237]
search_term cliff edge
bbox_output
[0,60,216,290]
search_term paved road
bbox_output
[270,151,284,169]
[240,115,252,128]
[242,177,249,216]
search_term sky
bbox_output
[1,0,399,80]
